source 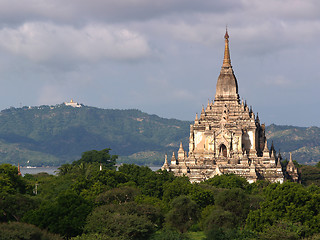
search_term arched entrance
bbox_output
[219,144,227,157]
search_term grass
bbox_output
[188,231,206,240]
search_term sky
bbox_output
[0,0,319,127]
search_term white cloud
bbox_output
[0,0,318,126]
[0,22,151,63]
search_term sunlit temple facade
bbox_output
[162,31,299,183]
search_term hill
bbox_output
[266,124,320,164]
[0,104,190,166]
[0,104,318,166]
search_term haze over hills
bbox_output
[0,103,318,166]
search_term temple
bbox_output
[162,30,299,183]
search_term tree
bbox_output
[203,207,236,231]
[0,164,29,195]
[257,220,302,240]
[203,174,249,190]
[215,188,251,225]
[0,193,38,222]
[163,177,192,202]
[246,182,320,237]
[23,191,92,238]
[165,195,199,233]
[118,164,176,199]
[95,186,140,205]
[204,227,257,240]
[71,169,130,201]
[73,148,117,169]
[85,203,157,240]
[299,165,320,186]
[71,233,118,240]
[57,163,73,176]
[189,184,215,209]
[0,222,62,240]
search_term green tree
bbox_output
[257,220,302,240]
[71,233,117,240]
[163,177,192,202]
[204,174,249,190]
[215,188,251,225]
[71,169,129,201]
[189,184,215,209]
[165,195,199,233]
[28,173,73,201]
[95,186,140,205]
[85,203,157,240]
[118,164,176,199]
[23,191,92,238]
[246,182,320,237]
[57,163,73,176]
[300,165,320,186]
[0,193,38,222]
[0,222,62,240]
[73,148,117,169]
[203,207,236,231]
[204,227,257,240]
[0,164,29,194]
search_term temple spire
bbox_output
[215,28,239,102]
[17,162,21,176]
[222,28,231,68]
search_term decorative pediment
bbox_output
[215,128,232,139]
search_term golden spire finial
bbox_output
[179,141,184,151]
[17,162,21,176]
[222,27,231,68]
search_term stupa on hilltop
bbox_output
[162,30,299,183]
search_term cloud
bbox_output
[0,0,241,25]
[0,0,319,127]
[0,22,151,64]
[241,0,320,20]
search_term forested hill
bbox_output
[0,104,190,166]
[266,124,320,165]
[0,104,318,166]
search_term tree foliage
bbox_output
[0,164,29,194]
[0,106,191,166]
[0,222,62,240]
[3,156,320,240]
[23,191,92,238]
[85,202,159,240]
[118,164,176,199]
[203,174,249,190]
[95,186,140,205]
[0,193,38,222]
[165,195,199,233]
[246,182,320,237]
[73,148,117,169]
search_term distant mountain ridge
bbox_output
[0,104,318,166]
[266,124,320,165]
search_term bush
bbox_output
[0,222,62,240]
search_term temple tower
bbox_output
[162,30,299,183]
